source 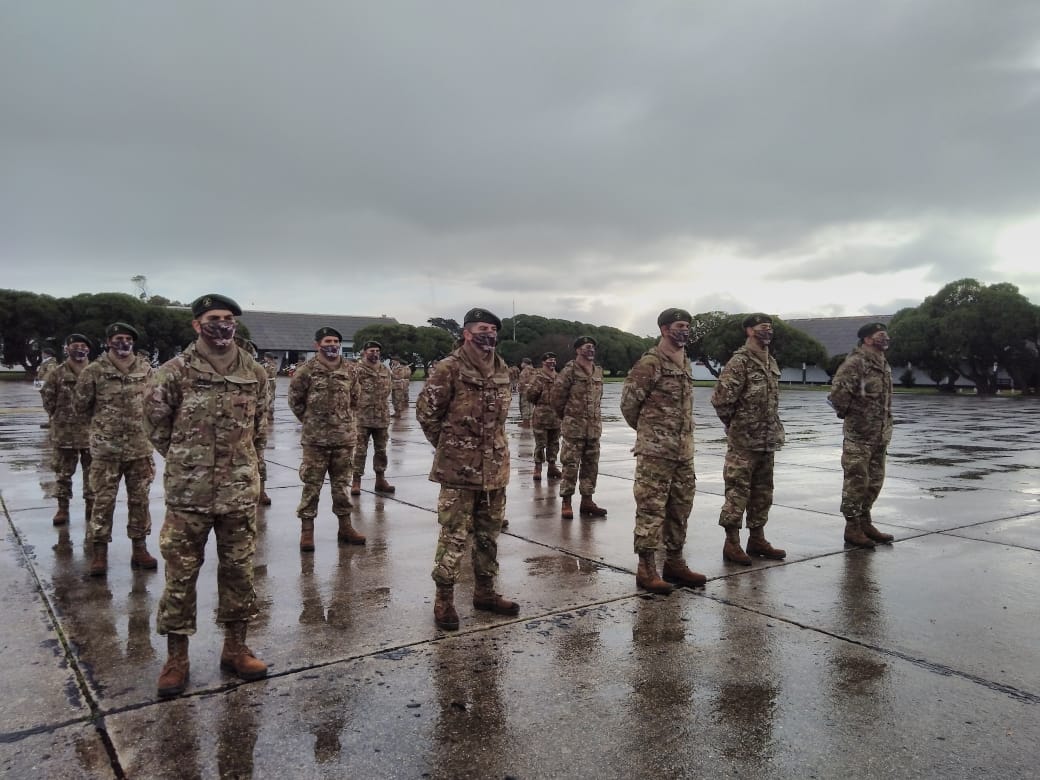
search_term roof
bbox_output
[238,310,398,351]
[785,314,892,358]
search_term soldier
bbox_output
[37,348,58,427]
[517,357,535,425]
[551,336,606,519]
[351,340,395,495]
[75,322,156,576]
[710,314,787,565]
[144,293,269,698]
[288,327,366,551]
[390,355,412,416]
[526,352,562,482]
[620,308,707,594]
[508,363,521,392]
[416,307,518,631]
[40,334,95,526]
[828,322,896,548]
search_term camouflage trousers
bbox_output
[354,426,389,476]
[52,447,93,502]
[431,487,506,586]
[840,439,887,520]
[718,447,775,529]
[392,387,409,414]
[89,455,154,544]
[559,435,600,498]
[297,444,355,520]
[533,426,561,465]
[157,507,258,635]
[633,455,696,554]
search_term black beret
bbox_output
[541,352,557,361]
[315,326,342,341]
[106,322,139,340]
[65,333,92,348]
[463,307,502,329]
[191,293,242,317]
[742,313,773,329]
[657,308,693,327]
[573,336,597,349]
[362,340,383,351]
[857,322,888,339]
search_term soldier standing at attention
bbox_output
[390,356,412,416]
[551,336,607,520]
[41,334,95,526]
[75,322,156,576]
[145,293,270,698]
[37,348,58,427]
[517,357,535,425]
[620,308,707,594]
[526,352,562,482]
[288,327,366,551]
[351,340,395,495]
[710,314,787,565]
[416,307,519,631]
[828,322,896,548]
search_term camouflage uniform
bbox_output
[828,346,893,521]
[710,346,785,530]
[416,346,512,585]
[525,369,561,466]
[41,362,94,504]
[391,362,412,415]
[288,358,359,520]
[620,347,696,554]
[37,356,59,385]
[144,341,269,635]
[517,364,535,422]
[508,364,520,391]
[352,359,393,478]
[75,352,155,544]
[550,360,604,498]
[263,358,278,422]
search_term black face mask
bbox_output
[200,321,237,347]
[109,339,134,357]
[320,345,341,360]
[471,332,497,352]
[67,348,89,361]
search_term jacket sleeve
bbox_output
[416,361,453,447]
[253,364,269,454]
[40,371,59,417]
[143,362,181,457]
[710,355,745,426]
[620,356,656,430]
[73,366,96,418]
[550,366,572,420]
[288,368,308,422]
[827,354,859,419]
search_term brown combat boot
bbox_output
[546,462,562,480]
[844,519,876,549]
[533,463,542,482]
[351,476,362,496]
[337,515,366,545]
[89,543,108,577]
[299,519,315,552]
[220,621,268,681]
[861,515,894,544]
[662,553,707,587]
[636,552,674,595]
[579,495,608,517]
[746,527,786,560]
[561,496,573,520]
[130,538,158,570]
[472,575,520,615]
[52,499,70,527]
[374,472,396,493]
[434,584,459,630]
[157,634,190,699]
[723,528,752,565]
[258,481,272,506]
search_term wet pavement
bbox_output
[1,378,1038,778]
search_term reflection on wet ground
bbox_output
[1,380,1039,777]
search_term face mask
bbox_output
[873,334,891,350]
[200,321,237,347]
[579,347,596,360]
[365,352,380,364]
[667,329,690,348]
[109,339,133,357]
[471,332,497,353]
[321,345,341,360]
[68,348,89,361]
[544,362,556,371]
[752,329,773,347]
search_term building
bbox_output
[238,310,397,368]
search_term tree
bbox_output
[352,323,454,373]
[0,289,62,372]
[690,312,826,378]
[426,317,461,339]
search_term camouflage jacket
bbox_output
[550,360,603,440]
[517,365,536,393]
[710,346,785,452]
[144,342,269,514]
[416,346,512,490]
[75,352,153,459]
[41,362,91,449]
[392,363,412,390]
[525,369,561,429]
[354,360,392,428]
[828,346,893,445]
[288,358,359,447]
[620,345,695,461]
[37,358,59,384]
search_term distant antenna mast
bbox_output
[131,275,149,300]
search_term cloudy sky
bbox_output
[3,1,1040,335]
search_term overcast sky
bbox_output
[3,1,1039,335]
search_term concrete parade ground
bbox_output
[1,377,1038,779]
